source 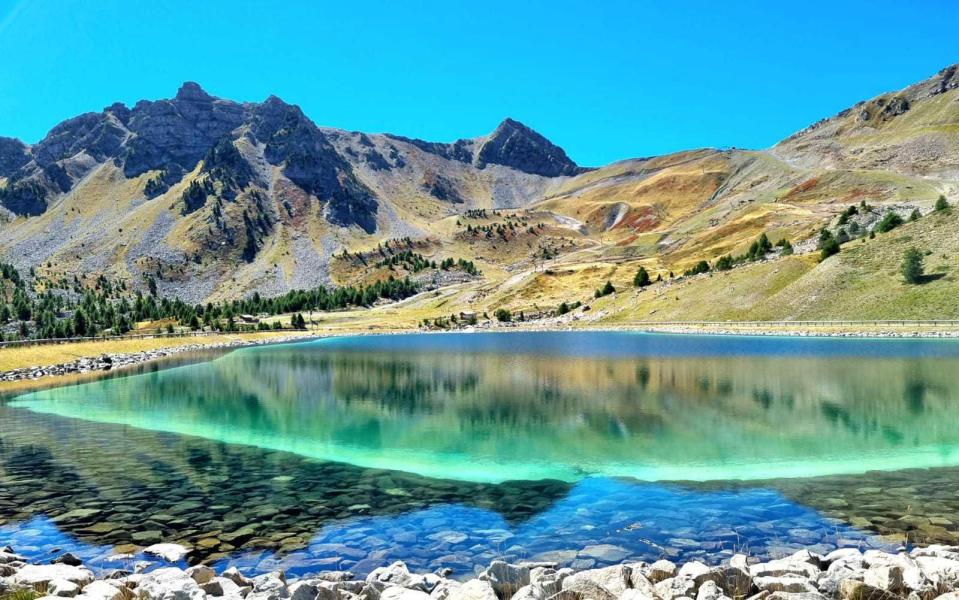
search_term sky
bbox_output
[0,0,956,167]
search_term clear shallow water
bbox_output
[3,331,959,576]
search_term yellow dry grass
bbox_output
[0,331,313,373]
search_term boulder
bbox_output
[248,571,288,600]
[753,577,817,595]
[186,567,216,586]
[628,571,659,599]
[15,564,96,588]
[839,580,906,600]
[561,565,631,597]
[731,557,750,572]
[548,578,616,600]
[698,581,732,600]
[136,568,206,600]
[864,566,904,594]
[766,593,826,600]
[750,561,818,581]
[143,545,190,563]
[0,550,26,565]
[380,588,431,600]
[50,578,81,597]
[367,563,430,593]
[286,581,320,600]
[79,580,128,600]
[53,554,84,568]
[444,580,496,600]
[480,562,530,598]
[715,567,753,599]
[817,567,863,597]
[648,561,679,584]
[656,577,697,600]
[429,580,461,600]
[222,568,254,589]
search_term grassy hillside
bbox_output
[584,207,959,322]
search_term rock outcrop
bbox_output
[476,118,585,177]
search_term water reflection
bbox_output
[12,333,959,482]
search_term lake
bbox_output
[2,331,959,577]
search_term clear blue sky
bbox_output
[0,0,955,166]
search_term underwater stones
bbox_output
[578,545,629,563]
[132,532,164,545]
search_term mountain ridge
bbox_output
[1,65,957,308]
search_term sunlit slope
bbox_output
[774,66,959,177]
[584,208,959,321]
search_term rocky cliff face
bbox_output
[0,84,580,232]
[476,118,586,177]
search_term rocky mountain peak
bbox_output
[175,81,214,102]
[476,117,584,177]
[0,137,30,177]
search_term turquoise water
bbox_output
[3,331,959,576]
[13,331,959,483]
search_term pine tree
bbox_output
[634,267,651,287]
[901,248,924,284]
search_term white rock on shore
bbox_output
[6,545,959,600]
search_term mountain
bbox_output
[0,83,586,300]
[1,65,957,313]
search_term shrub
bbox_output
[595,280,616,298]
[634,267,651,287]
[901,248,925,284]
[910,209,921,222]
[556,302,570,315]
[820,237,840,260]
[875,212,904,233]
[494,308,512,322]
[715,255,734,271]
[779,240,794,255]
[935,195,950,211]
[684,260,710,276]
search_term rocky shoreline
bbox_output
[4,543,959,600]
[0,335,314,383]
